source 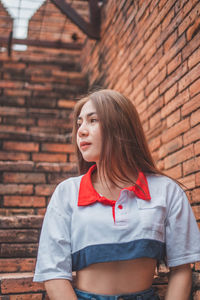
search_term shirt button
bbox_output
[118,204,123,209]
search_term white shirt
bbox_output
[34,165,200,282]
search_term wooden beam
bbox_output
[89,0,101,32]
[50,0,100,39]
[0,37,83,50]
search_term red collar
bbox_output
[78,165,151,207]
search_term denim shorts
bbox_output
[74,287,160,300]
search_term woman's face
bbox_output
[76,100,102,164]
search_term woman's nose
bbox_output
[78,123,89,137]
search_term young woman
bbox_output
[34,89,200,300]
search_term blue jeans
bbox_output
[74,287,160,300]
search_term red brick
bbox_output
[145,67,166,96]
[179,174,196,189]
[0,258,35,273]
[0,229,38,243]
[69,153,77,163]
[187,16,200,41]
[182,31,200,61]
[0,80,23,89]
[188,46,200,69]
[164,164,182,179]
[0,161,34,172]
[4,89,31,97]
[160,61,188,94]
[0,152,29,161]
[3,173,46,184]
[189,78,200,98]
[25,82,52,91]
[167,53,182,75]
[0,208,35,215]
[4,196,46,208]
[183,157,200,176]
[147,64,159,82]
[161,89,189,118]
[1,243,38,258]
[0,125,26,133]
[178,2,200,36]
[164,83,178,104]
[35,184,55,196]
[196,172,200,186]
[192,205,200,221]
[147,88,159,105]
[166,109,181,127]
[191,188,200,204]
[1,273,44,294]
[183,124,200,145]
[194,141,200,155]
[149,111,161,129]
[164,30,178,53]
[0,107,26,116]
[38,119,71,129]
[178,63,200,92]
[164,144,194,169]
[10,294,43,300]
[149,136,161,152]
[35,162,77,173]
[0,184,33,195]
[161,118,190,144]
[57,99,76,108]
[161,5,174,30]
[32,153,67,163]
[4,62,26,69]
[181,94,200,117]
[41,143,74,153]
[159,136,183,158]
[3,142,39,152]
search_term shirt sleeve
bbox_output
[33,185,72,282]
[165,187,200,267]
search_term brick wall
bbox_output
[0,1,12,38]
[81,0,200,298]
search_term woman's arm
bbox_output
[45,279,78,300]
[165,264,192,300]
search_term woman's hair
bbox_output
[72,89,165,186]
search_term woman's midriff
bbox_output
[75,258,157,295]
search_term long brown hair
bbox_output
[72,89,165,186]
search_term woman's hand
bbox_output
[165,264,192,300]
[44,279,78,300]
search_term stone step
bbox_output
[1,52,82,71]
[0,215,43,259]
[0,258,36,273]
[0,79,87,100]
[3,69,87,85]
[0,272,46,298]
[0,105,75,134]
[0,161,77,216]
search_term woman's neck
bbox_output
[91,165,137,200]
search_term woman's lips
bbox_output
[80,142,91,150]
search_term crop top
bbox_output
[33,165,200,282]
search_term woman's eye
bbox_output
[77,122,82,128]
[91,118,97,123]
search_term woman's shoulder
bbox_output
[146,172,185,202]
[48,174,83,213]
[56,173,83,192]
